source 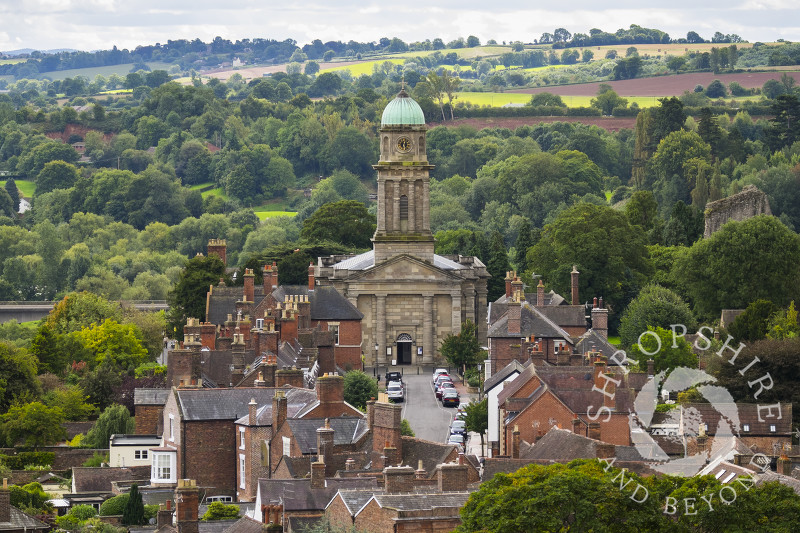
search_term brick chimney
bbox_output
[272,390,287,430]
[317,341,336,376]
[175,479,199,533]
[308,262,315,291]
[310,458,326,489]
[507,300,521,336]
[511,277,524,303]
[248,398,257,426]
[647,359,655,377]
[372,401,403,459]
[505,271,513,299]
[0,479,9,523]
[366,399,375,429]
[384,465,415,493]
[263,261,278,293]
[243,268,254,303]
[778,454,792,476]
[537,280,545,307]
[157,500,173,529]
[572,418,583,435]
[595,443,615,459]
[437,462,468,492]
[316,373,345,417]
[317,419,334,472]
[383,441,399,468]
[262,354,277,387]
[588,423,601,440]
[591,300,608,340]
[571,265,579,305]
[276,367,304,388]
[415,460,426,479]
[511,425,520,459]
[207,239,226,265]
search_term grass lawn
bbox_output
[253,200,297,221]
[607,335,621,346]
[0,179,35,197]
[38,61,174,81]
[189,182,216,191]
[201,187,228,200]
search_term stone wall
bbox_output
[704,185,771,238]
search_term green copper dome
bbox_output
[381,89,425,127]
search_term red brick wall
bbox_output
[326,495,355,530]
[184,420,237,496]
[239,423,272,501]
[135,405,163,435]
[353,500,396,533]
[269,421,305,475]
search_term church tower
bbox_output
[373,89,435,264]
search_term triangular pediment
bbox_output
[349,254,462,282]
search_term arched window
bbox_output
[399,195,408,221]
[383,136,389,153]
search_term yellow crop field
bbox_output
[455,92,667,108]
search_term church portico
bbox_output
[314,90,489,366]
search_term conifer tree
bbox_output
[123,484,145,526]
[486,231,511,302]
[4,179,19,215]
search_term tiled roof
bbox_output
[233,388,318,426]
[574,330,617,358]
[400,436,458,476]
[134,388,170,406]
[110,435,161,446]
[488,302,573,342]
[537,304,585,327]
[329,489,385,515]
[481,458,531,480]
[286,417,369,454]
[496,364,538,406]
[270,285,363,321]
[0,507,49,531]
[178,387,313,421]
[206,289,240,325]
[71,466,150,493]
[651,403,793,436]
[221,516,264,533]
[368,492,471,512]
[258,478,378,511]
[484,360,527,392]
[756,471,800,495]
[199,520,239,533]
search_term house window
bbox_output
[770,424,777,432]
[169,415,175,441]
[239,454,246,489]
[256,318,264,329]
[743,424,750,432]
[282,436,291,457]
[239,428,246,449]
[135,450,148,460]
[329,324,339,345]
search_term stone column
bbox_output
[377,295,387,365]
[466,288,476,323]
[392,180,400,233]
[408,179,416,232]
[476,286,489,346]
[377,179,386,232]
[451,292,462,336]
[422,180,430,232]
[423,295,434,364]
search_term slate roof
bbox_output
[233,388,318,426]
[198,520,239,533]
[71,466,150,493]
[329,489,385,515]
[0,507,49,532]
[650,403,793,436]
[221,516,264,533]
[258,478,378,511]
[134,388,170,406]
[400,436,458,477]
[271,285,363,321]
[367,492,471,512]
[496,364,538,406]
[286,417,369,454]
[574,330,618,359]
[522,427,644,463]
[488,302,573,342]
[756,471,800,495]
[481,458,531,480]
[206,288,240,326]
[110,434,161,446]
[484,360,527,393]
[178,387,313,422]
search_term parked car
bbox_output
[386,371,403,383]
[442,389,460,407]
[449,419,467,436]
[448,433,465,448]
[436,381,455,399]
[386,381,404,403]
[434,374,452,389]
[432,368,449,383]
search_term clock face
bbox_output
[396,136,412,153]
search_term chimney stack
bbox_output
[157,500,174,529]
[507,299,521,336]
[310,458,326,489]
[272,390,287,430]
[571,265,579,306]
[317,419,334,473]
[248,398,257,426]
[504,271,513,299]
[437,462,469,492]
[175,479,199,533]
[511,426,520,459]
[0,479,9,523]
[383,466,415,493]
[207,239,227,266]
[537,280,545,307]
[243,268,254,303]
[308,262,315,291]
[591,303,609,340]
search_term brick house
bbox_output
[134,389,170,435]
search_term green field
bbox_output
[0,58,25,65]
[253,209,297,220]
[37,61,174,81]
[455,91,667,108]
[322,59,405,77]
[0,179,35,197]
[201,187,228,200]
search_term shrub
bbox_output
[100,494,129,516]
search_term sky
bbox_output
[0,0,798,53]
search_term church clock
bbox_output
[396,136,412,153]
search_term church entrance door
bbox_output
[396,333,413,365]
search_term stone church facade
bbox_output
[315,90,489,366]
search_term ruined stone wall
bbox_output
[704,185,771,238]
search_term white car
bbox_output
[432,368,449,383]
[387,380,404,403]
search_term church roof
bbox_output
[381,90,425,127]
[330,250,466,271]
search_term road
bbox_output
[399,371,471,444]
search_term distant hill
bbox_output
[2,48,78,56]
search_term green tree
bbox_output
[43,385,96,421]
[83,404,135,449]
[56,504,98,531]
[99,493,129,516]
[513,218,535,274]
[1,401,66,448]
[400,419,415,437]
[726,299,779,343]
[72,319,149,370]
[0,342,41,411]
[300,200,375,249]
[35,160,80,196]
[122,484,145,526]
[464,398,488,457]
[201,502,240,521]
[591,86,628,115]
[528,203,652,326]
[167,254,227,334]
[766,301,800,340]
[486,231,511,302]
[342,370,377,411]
[619,284,696,349]
[527,92,566,108]
[677,216,800,319]
[629,326,698,373]
[625,190,659,233]
[4,179,19,214]
[440,319,482,376]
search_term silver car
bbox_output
[387,380,404,403]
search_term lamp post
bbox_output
[374,342,379,376]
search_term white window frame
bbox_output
[282,436,291,457]
[743,424,750,432]
[770,424,777,432]
[239,427,246,450]
[151,452,175,484]
[169,414,175,442]
[329,323,340,345]
[239,454,246,489]
[135,449,148,460]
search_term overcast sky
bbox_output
[0,0,798,52]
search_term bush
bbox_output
[342,370,378,411]
[400,419,415,437]
[100,494,129,516]
[0,452,54,470]
[201,502,240,521]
